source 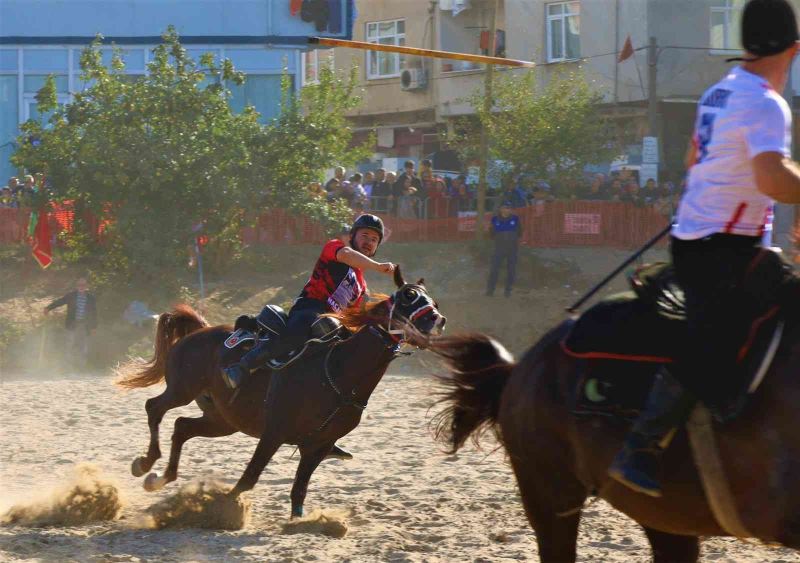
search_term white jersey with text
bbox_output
[673,67,791,240]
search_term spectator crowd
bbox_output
[1,175,38,208]
[314,161,684,220]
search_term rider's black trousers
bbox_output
[670,233,794,409]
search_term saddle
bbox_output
[562,262,785,420]
[221,304,345,370]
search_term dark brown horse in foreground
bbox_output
[118,267,445,518]
[431,321,800,562]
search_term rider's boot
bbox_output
[222,339,279,389]
[608,367,696,497]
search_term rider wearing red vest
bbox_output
[609,0,800,497]
[222,214,395,390]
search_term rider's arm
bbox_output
[337,246,393,274]
[753,152,800,204]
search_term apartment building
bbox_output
[331,0,799,176]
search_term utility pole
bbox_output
[647,36,658,136]
[476,0,497,238]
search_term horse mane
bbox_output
[328,294,391,332]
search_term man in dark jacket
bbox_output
[45,277,97,367]
[486,202,522,297]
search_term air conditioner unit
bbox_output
[401,68,427,91]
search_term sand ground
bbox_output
[1,370,798,562]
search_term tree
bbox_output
[449,69,616,186]
[12,28,365,284]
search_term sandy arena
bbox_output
[0,370,798,562]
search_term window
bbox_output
[710,0,744,52]
[546,2,580,62]
[366,19,405,79]
[302,49,334,86]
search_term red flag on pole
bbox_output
[31,207,52,269]
[618,35,635,63]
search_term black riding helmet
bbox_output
[350,214,385,249]
[732,0,799,61]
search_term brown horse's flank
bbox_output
[116,304,209,390]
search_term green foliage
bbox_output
[12,27,365,286]
[449,69,617,184]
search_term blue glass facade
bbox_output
[0,0,354,180]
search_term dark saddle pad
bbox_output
[563,262,783,419]
[220,304,345,369]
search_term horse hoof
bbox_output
[144,472,167,492]
[131,457,149,477]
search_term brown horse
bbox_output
[118,267,445,518]
[431,320,800,562]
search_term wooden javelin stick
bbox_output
[309,37,535,68]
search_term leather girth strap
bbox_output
[687,405,753,538]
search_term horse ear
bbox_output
[416,278,425,286]
[394,265,405,288]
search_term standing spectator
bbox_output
[21,175,36,198]
[349,173,368,209]
[486,202,522,298]
[396,177,418,219]
[44,277,98,368]
[394,160,421,196]
[620,180,642,205]
[7,176,19,196]
[500,178,527,209]
[0,186,15,207]
[450,180,474,214]
[325,166,346,192]
[608,178,624,201]
[362,171,375,200]
[640,178,659,204]
[422,170,448,218]
[326,178,344,203]
[384,171,398,215]
[371,168,392,212]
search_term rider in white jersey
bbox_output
[609,0,800,498]
[674,67,791,240]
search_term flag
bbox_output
[30,208,52,269]
[618,35,635,63]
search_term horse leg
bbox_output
[513,466,586,563]
[131,389,196,478]
[229,431,283,498]
[143,410,237,492]
[290,443,333,519]
[643,526,700,563]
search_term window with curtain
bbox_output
[366,19,406,79]
[228,74,287,123]
[710,0,745,52]
[546,2,581,63]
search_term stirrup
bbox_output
[222,364,247,390]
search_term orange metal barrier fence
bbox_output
[1,201,670,249]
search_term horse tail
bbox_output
[116,304,209,389]
[430,334,516,454]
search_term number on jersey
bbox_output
[696,113,717,164]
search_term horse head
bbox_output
[389,265,445,346]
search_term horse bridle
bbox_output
[385,285,438,344]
